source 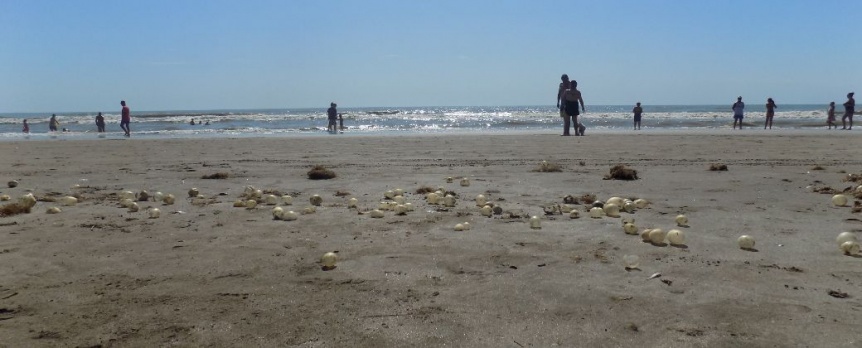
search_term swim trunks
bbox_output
[565,100,580,117]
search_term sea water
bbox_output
[0,104,838,140]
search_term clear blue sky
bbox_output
[1,0,859,112]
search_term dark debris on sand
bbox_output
[604,165,638,180]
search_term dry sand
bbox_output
[1,132,862,347]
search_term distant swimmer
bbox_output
[764,98,777,129]
[557,74,571,135]
[827,102,837,129]
[842,92,854,130]
[327,102,338,133]
[95,112,106,132]
[49,114,59,132]
[22,119,29,133]
[732,96,745,130]
[190,119,196,125]
[632,102,643,130]
[120,100,131,136]
[204,120,210,125]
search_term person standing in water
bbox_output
[49,114,59,132]
[23,119,30,133]
[827,102,837,129]
[327,103,338,132]
[95,112,106,132]
[338,113,344,132]
[563,80,586,136]
[764,98,777,129]
[632,102,643,130]
[732,96,745,129]
[842,92,855,130]
[120,100,131,136]
[556,74,571,135]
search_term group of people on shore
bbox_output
[326,102,345,133]
[23,100,131,136]
[556,74,856,133]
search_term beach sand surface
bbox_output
[1,133,862,347]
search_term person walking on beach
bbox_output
[842,92,855,130]
[49,114,59,132]
[563,80,586,136]
[764,98,777,129]
[632,102,643,130]
[557,74,571,135]
[732,96,745,129]
[95,112,106,132]
[120,100,131,137]
[827,102,837,129]
[327,103,338,133]
[22,119,29,133]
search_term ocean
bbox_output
[0,104,838,140]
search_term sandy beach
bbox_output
[1,132,862,347]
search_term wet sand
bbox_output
[1,132,861,347]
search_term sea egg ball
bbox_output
[252,189,263,199]
[272,206,284,219]
[321,252,338,269]
[529,216,541,229]
[188,188,199,198]
[120,190,135,200]
[245,199,257,209]
[641,229,653,241]
[46,206,61,214]
[832,194,849,207]
[233,200,245,207]
[569,210,580,219]
[492,206,503,215]
[560,204,573,213]
[264,194,278,205]
[0,194,9,201]
[675,214,688,226]
[475,194,487,207]
[841,241,860,255]
[404,202,414,211]
[120,198,135,208]
[378,202,390,210]
[479,205,493,217]
[623,201,636,213]
[347,197,358,208]
[426,192,439,204]
[738,235,756,249]
[148,208,161,219]
[393,195,405,205]
[462,222,471,230]
[153,191,164,202]
[59,196,78,206]
[283,210,298,221]
[623,255,640,269]
[128,202,140,212]
[590,207,604,218]
[137,190,150,201]
[443,195,456,207]
[309,194,323,206]
[163,194,175,205]
[301,206,316,215]
[282,195,294,205]
[603,203,621,218]
[606,197,624,207]
[384,190,395,199]
[667,229,686,245]
[621,216,635,225]
[454,223,465,231]
[460,178,470,187]
[648,229,666,244]
[836,232,857,245]
[394,204,408,215]
[370,209,385,218]
[623,223,638,235]
[634,199,649,209]
[394,188,404,196]
[446,177,454,183]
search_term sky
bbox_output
[1,0,860,112]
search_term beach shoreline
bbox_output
[1,133,862,347]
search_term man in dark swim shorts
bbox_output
[563,80,586,135]
[732,96,744,129]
